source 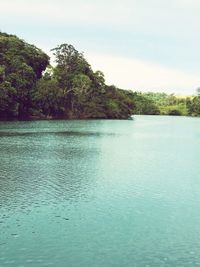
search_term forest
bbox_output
[0,31,200,120]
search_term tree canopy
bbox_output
[1,31,200,120]
[0,32,49,119]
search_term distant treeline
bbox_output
[0,31,200,120]
[136,92,200,117]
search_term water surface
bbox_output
[0,116,200,266]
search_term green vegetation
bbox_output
[187,95,200,116]
[0,33,134,120]
[141,92,190,116]
[0,32,49,119]
[1,31,200,120]
[126,92,192,116]
[130,92,160,115]
[133,92,200,117]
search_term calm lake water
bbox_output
[0,115,200,266]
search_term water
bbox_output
[0,115,200,267]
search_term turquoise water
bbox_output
[0,115,200,266]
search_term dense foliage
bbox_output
[187,95,200,116]
[0,33,135,119]
[0,32,49,119]
[1,32,200,120]
[129,92,160,115]
[141,92,190,116]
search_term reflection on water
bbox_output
[0,130,117,137]
[0,117,200,266]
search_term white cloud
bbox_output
[1,0,200,94]
[0,0,133,25]
[1,0,200,35]
[86,52,200,94]
[2,0,200,44]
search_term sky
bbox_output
[1,0,200,94]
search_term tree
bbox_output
[0,81,18,119]
[188,96,200,116]
[0,34,136,120]
[71,74,92,115]
[51,44,92,112]
[0,32,49,118]
[51,44,91,88]
[33,78,65,117]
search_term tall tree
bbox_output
[0,32,49,118]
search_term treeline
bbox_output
[0,32,200,120]
[0,32,135,120]
[137,92,200,117]
[187,94,200,116]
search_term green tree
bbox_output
[0,81,18,119]
[0,34,135,120]
[33,78,65,117]
[0,32,49,118]
[188,96,200,116]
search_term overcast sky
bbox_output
[1,0,200,94]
